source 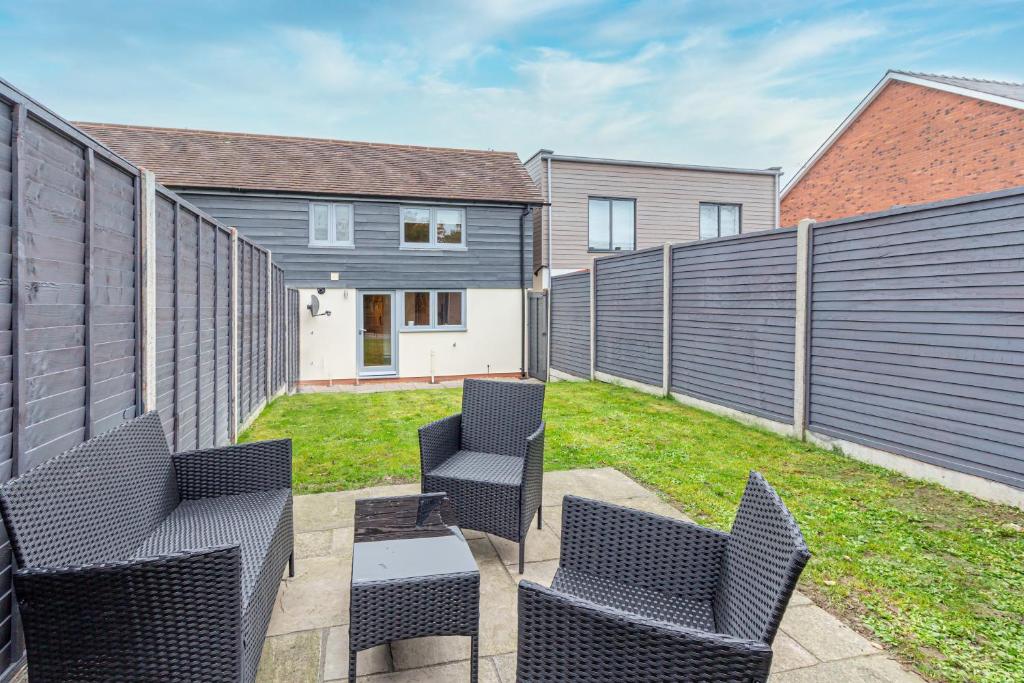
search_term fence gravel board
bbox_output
[549,271,590,379]
[671,230,796,423]
[594,248,663,387]
[808,190,1024,489]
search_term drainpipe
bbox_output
[546,156,554,287]
[520,205,528,379]
[768,166,782,228]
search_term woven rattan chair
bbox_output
[517,472,810,682]
[0,411,294,683]
[419,379,545,573]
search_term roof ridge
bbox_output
[893,69,1024,87]
[73,121,519,158]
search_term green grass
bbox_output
[241,381,1024,682]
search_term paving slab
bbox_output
[487,524,562,566]
[359,659,502,682]
[489,653,517,683]
[295,527,354,560]
[780,604,881,661]
[323,626,391,681]
[769,654,923,682]
[256,630,322,683]
[268,556,350,636]
[769,631,819,673]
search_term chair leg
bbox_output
[470,634,479,683]
[288,552,295,578]
[349,648,357,682]
[537,506,543,529]
[519,540,525,574]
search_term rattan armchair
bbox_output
[419,379,545,573]
[517,472,810,682]
[0,411,294,683]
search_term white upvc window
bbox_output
[400,206,466,249]
[309,202,354,247]
[400,290,466,331]
[699,202,741,240]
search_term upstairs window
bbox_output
[401,207,466,249]
[588,198,635,251]
[309,202,354,247]
[699,202,741,239]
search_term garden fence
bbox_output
[549,186,1024,497]
[0,77,298,678]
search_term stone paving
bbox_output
[257,468,922,682]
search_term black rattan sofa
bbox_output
[517,472,810,682]
[0,411,293,683]
[419,379,545,573]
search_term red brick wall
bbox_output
[781,80,1024,225]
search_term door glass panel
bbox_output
[363,294,392,368]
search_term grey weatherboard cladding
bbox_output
[807,189,1024,489]
[594,248,664,387]
[549,271,591,379]
[179,192,532,290]
[671,230,797,424]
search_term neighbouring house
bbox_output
[524,150,783,289]
[781,70,1024,225]
[80,123,543,385]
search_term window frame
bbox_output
[587,196,636,253]
[308,202,355,248]
[400,206,467,250]
[698,202,743,240]
[398,289,467,332]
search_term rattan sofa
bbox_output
[419,379,545,573]
[0,411,294,683]
[517,472,810,682]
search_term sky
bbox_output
[1,1,1022,186]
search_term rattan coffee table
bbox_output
[348,493,481,681]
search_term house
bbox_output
[524,150,783,289]
[781,70,1024,225]
[79,123,543,385]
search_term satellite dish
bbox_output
[307,294,331,317]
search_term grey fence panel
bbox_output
[594,248,663,387]
[0,81,143,678]
[235,237,270,428]
[214,226,232,445]
[549,271,590,379]
[671,230,797,424]
[808,190,1024,489]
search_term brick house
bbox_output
[781,70,1024,225]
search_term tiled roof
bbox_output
[893,71,1024,104]
[76,123,544,205]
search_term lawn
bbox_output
[241,381,1024,682]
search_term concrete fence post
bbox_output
[266,251,273,400]
[793,218,816,440]
[589,265,597,380]
[229,228,239,442]
[662,243,672,397]
[139,170,158,412]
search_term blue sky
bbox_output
[1,1,1022,183]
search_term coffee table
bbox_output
[349,493,481,681]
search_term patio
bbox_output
[256,468,922,682]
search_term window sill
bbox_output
[399,245,468,252]
[308,242,355,249]
[399,326,468,333]
[588,248,635,253]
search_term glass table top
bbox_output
[352,493,479,583]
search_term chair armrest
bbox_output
[517,581,772,682]
[560,495,729,600]
[173,439,292,500]
[520,422,545,529]
[419,413,462,474]
[15,546,244,681]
